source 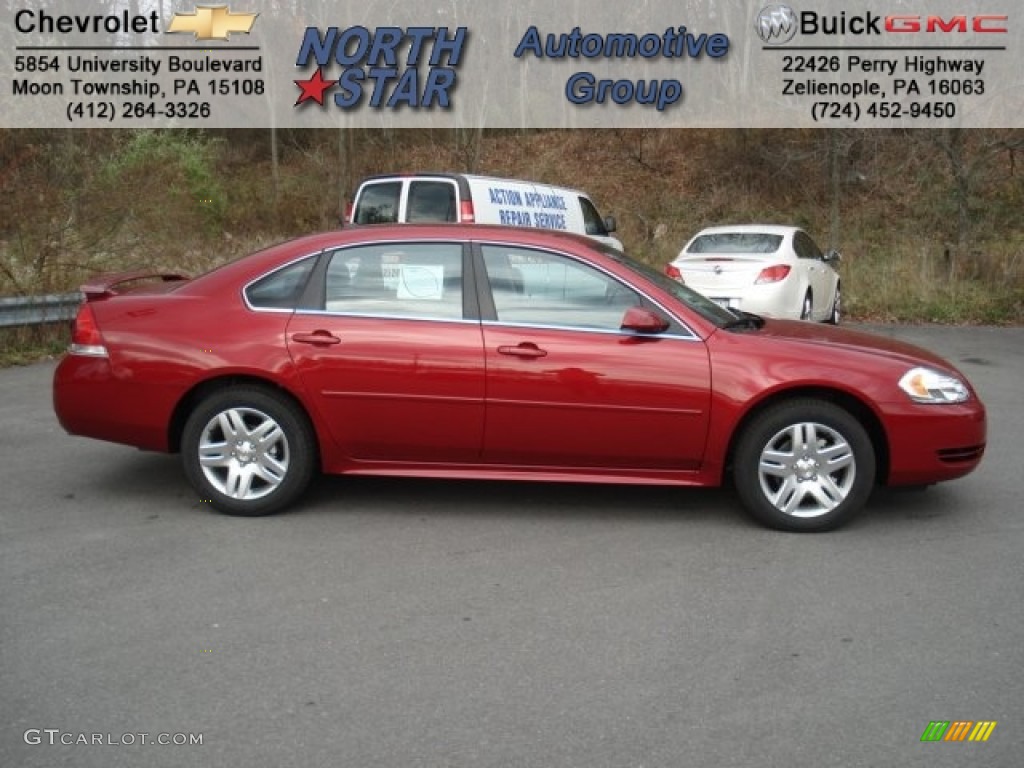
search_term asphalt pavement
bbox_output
[1,324,1021,768]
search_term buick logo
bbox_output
[756,4,798,44]
[714,265,723,275]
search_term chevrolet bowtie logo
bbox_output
[167,5,258,41]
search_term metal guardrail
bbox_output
[0,293,82,329]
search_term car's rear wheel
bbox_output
[799,292,813,321]
[827,284,841,325]
[733,399,875,532]
[182,387,316,516]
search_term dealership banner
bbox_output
[1,0,1020,128]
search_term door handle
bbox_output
[497,343,548,359]
[292,331,341,346]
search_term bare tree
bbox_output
[922,129,1024,277]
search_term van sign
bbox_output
[489,185,569,231]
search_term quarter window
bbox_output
[482,245,640,331]
[324,243,463,321]
[245,257,316,309]
[794,232,824,260]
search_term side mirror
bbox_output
[621,307,670,334]
[824,249,842,262]
[604,215,617,234]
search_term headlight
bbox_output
[898,367,969,404]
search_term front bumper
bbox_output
[880,398,987,485]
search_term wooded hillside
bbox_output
[1,128,1021,323]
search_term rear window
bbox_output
[354,182,401,224]
[407,180,457,222]
[687,233,782,254]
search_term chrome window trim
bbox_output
[293,309,477,326]
[243,305,296,315]
[480,319,699,341]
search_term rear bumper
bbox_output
[881,398,987,485]
[53,354,176,452]
[688,281,803,320]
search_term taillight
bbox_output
[459,200,475,223]
[665,264,684,283]
[343,201,354,225]
[755,264,791,284]
[70,304,108,357]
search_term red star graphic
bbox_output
[294,68,334,106]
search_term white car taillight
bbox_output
[755,264,792,284]
[665,264,684,283]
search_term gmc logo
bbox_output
[884,15,1008,33]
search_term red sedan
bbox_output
[53,225,985,531]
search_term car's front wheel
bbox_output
[182,387,316,516]
[733,399,875,531]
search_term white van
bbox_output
[346,173,623,250]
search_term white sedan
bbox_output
[666,225,842,323]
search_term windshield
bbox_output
[599,245,738,327]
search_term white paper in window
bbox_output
[397,265,445,300]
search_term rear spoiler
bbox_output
[80,270,189,301]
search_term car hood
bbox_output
[729,318,958,372]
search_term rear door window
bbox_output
[324,243,465,321]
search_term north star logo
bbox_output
[756,4,798,45]
[293,26,467,110]
[167,5,258,41]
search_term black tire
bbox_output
[799,291,813,321]
[181,387,316,516]
[826,284,841,325]
[733,399,875,532]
